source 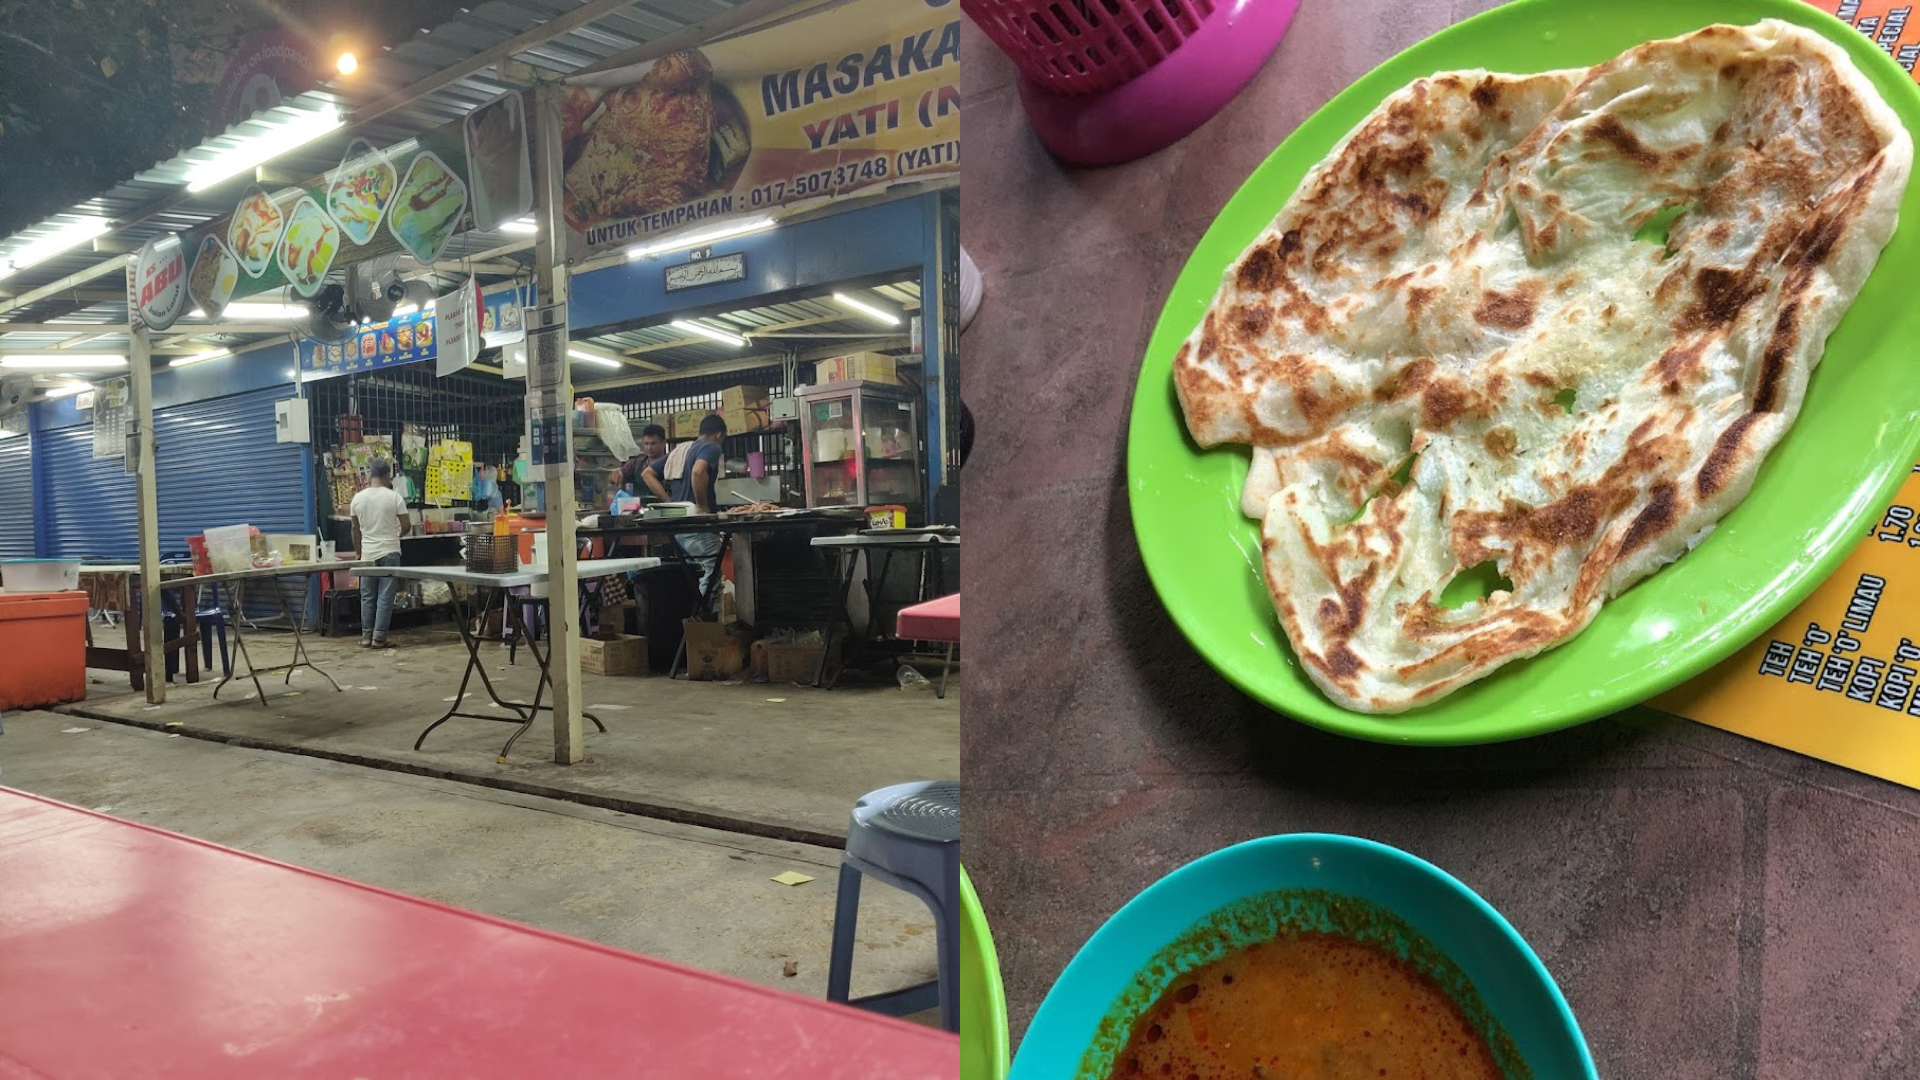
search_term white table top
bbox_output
[810,533,960,548]
[168,561,368,589]
[79,564,197,576]
[355,557,661,588]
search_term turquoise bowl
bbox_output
[1009,834,1596,1080]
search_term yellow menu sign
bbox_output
[1658,464,1920,788]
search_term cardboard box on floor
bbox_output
[683,619,751,681]
[582,634,648,677]
[765,642,828,685]
[597,601,632,636]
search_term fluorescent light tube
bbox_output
[501,218,538,234]
[568,349,623,369]
[391,303,419,318]
[0,354,127,370]
[670,320,746,347]
[627,217,776,260]
[42,383,92,398]
[833,292,900,326]
[0,217,112,281]
[217,302,307,320]
[186,107,345,192]
[169,348,231,368]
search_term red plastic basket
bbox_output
[962,0,1298,165]
[961,0,1218,94]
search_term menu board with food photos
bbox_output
[561,0,958,258]
[295,307,437,380]
[139,92,530,333]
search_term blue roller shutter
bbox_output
[153,386,309,545]
[0,433,32,556]
[39,386,311,620]
[38,422,138,561]
[155,386,313,624]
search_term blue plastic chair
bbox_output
[826,779,960,1032]
[195,585,229,678]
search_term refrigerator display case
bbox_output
[797,380,923,521]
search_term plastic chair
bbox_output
[826,780,960,1032]
[195,585,230,679]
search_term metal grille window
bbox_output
[307,366,528,516]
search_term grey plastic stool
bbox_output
[826,779,960,1032]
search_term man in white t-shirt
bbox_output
[349,458,411,647]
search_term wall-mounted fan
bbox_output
[288,255,441,345]
[291,283,358,345]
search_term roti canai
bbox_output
[1174,21,1911,713]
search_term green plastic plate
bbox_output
[1130,0,1920,745]
[960,866,1010,1080]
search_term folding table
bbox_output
[357,557,658,760]
[811,531,960,688]
[166,561,367,705]
[77,563,201,690]
[0,789,958,1079]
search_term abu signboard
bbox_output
[563,0,959,258]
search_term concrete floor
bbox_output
[70,623,960,844]
[0,708,938,1006]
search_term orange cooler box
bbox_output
[0,592,89,710]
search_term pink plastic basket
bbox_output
[964,0,1219,95]
[962,0,1299,166]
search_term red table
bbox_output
[896,593,960,699]
[895,593,959,643]
[0,789,958,1079]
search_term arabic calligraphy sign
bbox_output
[665,252,747,291]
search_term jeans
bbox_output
[361,553,402,638]
[675,532,722,606]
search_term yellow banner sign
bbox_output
[1658,464,1920,789]
[563,0,959,257]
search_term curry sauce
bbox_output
[1108,932,1505,1080]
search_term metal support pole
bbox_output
[129,324,165,705]
[533,80,584,764]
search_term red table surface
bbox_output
[0,789,958,1079]
[895,594,960,643]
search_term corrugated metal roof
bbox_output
[0,0,763,343]
[577,280,919,375]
